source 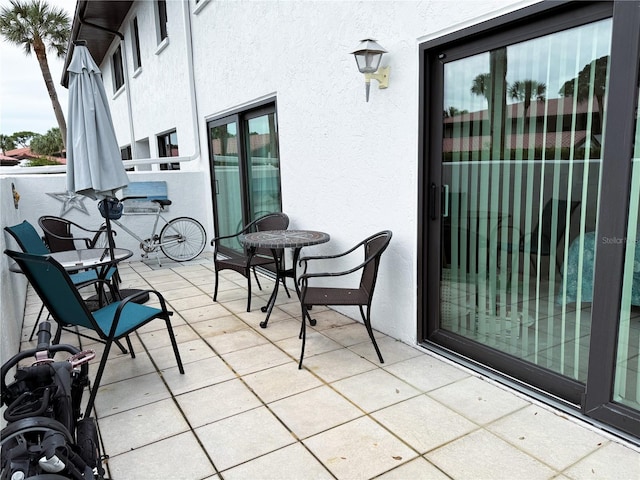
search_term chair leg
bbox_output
[28,304,49,341]
[253,267,263,290]
[298,304,309,369]
[164,316,185,374]
[84,338,113,418]
[125,335,135,358]
[360,305,384,364]
[246,271,252,312]
[212,269,219,301]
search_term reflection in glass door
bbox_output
[614,88,640,411]
[210,120,243,251]
[439,19,611,385]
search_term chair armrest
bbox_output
[108,289,172,339]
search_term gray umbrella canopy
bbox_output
[66,44,128,200]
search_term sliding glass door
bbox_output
[438,17,610,389]
[421,2,640,438]
[208,101,282,254]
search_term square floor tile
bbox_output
[196,407,296,471]
[488,405,618,471]
[300,347,377,382]
[426,429,555,479]
[428,375,529,425]
[384,353,470,393]
[106,432,215,479]
[204,328,269,354]
[304,416,417,480]
[348,336,423,365]
[176,378,262,427]
[270,385,363,439]
[376,456,451,479]
[222,443,333,480]
[99,398,189,456]
[563,440,640,480]
[332,369,421,412]
[93,372,170,418]
[372,395,478,453]
[161,355,235,395]
[242,363,323,404]
[222,342,293,375]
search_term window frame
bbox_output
[157,130,180,171]
[131,16,142,71]
[112,45,124,93]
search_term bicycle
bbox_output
[97,196,207,266]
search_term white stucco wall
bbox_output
[104,0,538,346]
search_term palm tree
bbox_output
[0,0,70,147]
[509,80,546,113]
[470,72,492,102]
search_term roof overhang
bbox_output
[61,0,133,88]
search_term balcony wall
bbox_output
[0,169,212,365]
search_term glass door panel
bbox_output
[246,112,281,221]
[440,19,611,382]
[210,121,243,251]
[614,88,640,410]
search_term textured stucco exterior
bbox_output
[97,0,538,347]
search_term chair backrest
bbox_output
[360,231,393,295]
[534,199,580,249]
[4,250,98,333]
[4,221,49,254]
[252,213,289,256]
[39,216,77,252]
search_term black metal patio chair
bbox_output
[211,212,290,312]
[297,230,392,369]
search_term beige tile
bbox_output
[300,347,377,382]
[168,293,216,311]
[372,395,477,452]
[159,285,206,300]
[488,405,619,471]
[137,323,199,351]
[176,378,262,427]
[204,327,269,354]
[179,303,232,323]
[563,441,640,480]
[196,407,296,471]
[161,355,235,395]
[92,349,156,386]
[189,314,247,338]
[270,386,363,439]
[149,337,215,370]
[238,306,294,328]
[93,371,170,418]
[384,353,470,392]
[275,329,342,360]
[332,369,421,412]
[99,398,189,456]
[246,316,301,342]
[321,322,385,347]
[222,342,293,375]
[242,363,323,403]
[349,336,423,365]
[222,443,333,480]
[106,432,215,479]
[426,429,556,479]
[307,309,357,330]
[376,456,451,479]
[429,375,529,425]
[304,416,418,480]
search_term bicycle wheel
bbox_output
[160,217,206,261]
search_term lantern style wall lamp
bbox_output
[351,39,390,102]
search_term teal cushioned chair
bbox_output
[5,250,184,417]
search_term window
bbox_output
[207,101,282,252]
[157,0,168,43]
[157,130,180,170]
[131,17,141,70]
[112,45,124,92]
[120,145,134,172]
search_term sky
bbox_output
[0,0,77,137]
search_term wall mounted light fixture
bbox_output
[351,39,390,102]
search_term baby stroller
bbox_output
[1,322,105,479]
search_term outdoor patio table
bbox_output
[240,230,330,328]
[49,247,139,304]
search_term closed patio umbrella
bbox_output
[65,42,129,282]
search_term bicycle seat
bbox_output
[152,199,172,207]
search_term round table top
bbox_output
[49,248,133,270]
[241,230,330,249]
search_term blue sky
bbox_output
[0,0,76,137]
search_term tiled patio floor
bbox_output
[16,253,640,479]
